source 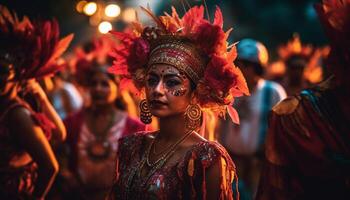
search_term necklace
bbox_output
[86,110,116,161]
[146,130,193,167]
[125,130,194,199]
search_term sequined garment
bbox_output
[108,131,238,200]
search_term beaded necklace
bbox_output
[125,130,193,199]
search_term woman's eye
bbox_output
[165,79,181,88]
[147,77,158,86]
[90,81,97,87]
[102,81,110,87]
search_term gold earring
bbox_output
[139,99,152,124]
[185,103,202,130]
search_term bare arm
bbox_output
[27,79,67,142]
[206,157,234,200]
[9,107,59,199]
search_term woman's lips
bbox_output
[149,100,167,108]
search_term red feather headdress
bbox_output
[108,5,249,124]
[277,34,330,83]
[73,35,119,86]
[0,5,74,80]
[277,34,313,61]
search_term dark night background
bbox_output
[1,0,328,60]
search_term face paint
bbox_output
[171,87,187,96]
[145,64,194,117]
[146,65,191,97]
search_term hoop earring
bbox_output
[185,103,202,130]
[139,99,152,124]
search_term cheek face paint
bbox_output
[171,87,187,96]
[148,64,191,97]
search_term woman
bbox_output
[63,56,145,200]
[0,5,72,199]
[108,5,249,199]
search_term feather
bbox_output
[35,33,74,77]
[227,106,239,124]
[182,5,204,34]
[140,6,167,31]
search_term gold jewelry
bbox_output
[185,103,202,130]
[125,130,193,198]
[139,99,152,124]
[147,130,193,167]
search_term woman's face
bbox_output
[145,64,193,118]
[88,71,118,106]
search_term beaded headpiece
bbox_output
[0,5,73,80]
[108,5,249,123]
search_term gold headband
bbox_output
[147,38,206,83]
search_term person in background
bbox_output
[278,34,314,96]
[48,70,83,120]
[257,0,350,199]
[62,55,145,200]
[219,39,286,199]
[0,5,73,199]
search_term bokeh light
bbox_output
[76,1,87,13]
[122,7,137,23]
[105,4,121,18]
[83,2,97,16]
[98,21,112,34]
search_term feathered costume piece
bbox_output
[314,0,350,67]
[108,5,249,124]
[0,5,74,80]
[277,34,313,61]
[278,34,329,83]
[73,35,118,86]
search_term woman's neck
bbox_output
[89,103,116,116]
[158,113,189,141]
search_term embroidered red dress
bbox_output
[0,100,55,199]
[108,131,238,200]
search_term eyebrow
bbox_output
[148,71,182,79]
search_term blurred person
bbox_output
[49,69,83,120]
[278,34,314,95]
[219,39,286,199]
[257,0,350,199]
[107,5,249,200]
[0,5,72,199]
[62,57,145,200]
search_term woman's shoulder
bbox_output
[184,140,234,169]
[119,131,155,149]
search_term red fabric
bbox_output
[0,100,52,199]
[256,82,350,200]
[64,110,146,173]
[108,132,238,200]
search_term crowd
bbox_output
[0,0,349,199]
